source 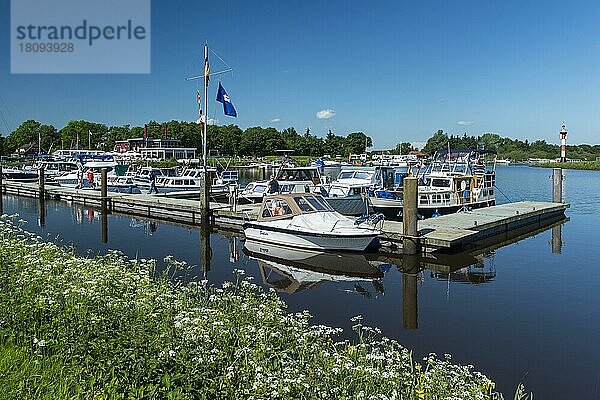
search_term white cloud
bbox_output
[456,120,475,126]
[269,118,281,123]
[196,116,218,125]
[436,97,448,103]
[316,109,336,119]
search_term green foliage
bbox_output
[0,217,504,399]
[58,120,108,151]
[2,119,374,158]
[4,120,59,154]
[418,129,600,161]
[395,142,416,155]
[344,132,371,155]
[534,161,600,170]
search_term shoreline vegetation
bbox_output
[2,119,600,164]
[533,161,600,171]
[0,215,512,399]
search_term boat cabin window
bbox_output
[338,171,354,180]
[431,178,450,188]
[263,198,293,218]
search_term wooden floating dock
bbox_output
[1,181,569,253]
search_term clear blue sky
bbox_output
[2,0,600,149]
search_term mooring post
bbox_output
[552,168,563,203]
[402,254,419,330]
[100,168,109,243]
[101,168,108,200]
[229,185,238,212]
[37,165,46,226]
[200,171,211,219]
[38,165,45,200]
[402,177,419,254]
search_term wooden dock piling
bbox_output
[199,172,211,219]
[402,177,419,254]
[101,168,108,200]
[38,166,45,199]
[553,168,563,203]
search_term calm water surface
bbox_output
[2,166,599,399]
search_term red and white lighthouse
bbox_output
[559,123,567,163]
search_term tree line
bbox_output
[2,120,599,161]
[0,120,373,158]
[422,130,600,161]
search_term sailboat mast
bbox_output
[203,43,209,170]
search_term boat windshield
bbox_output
[313,195,333,211]
[337,171,354,180]
[293,195,331,213]
[354,171,372,180]
[277,168,318,181]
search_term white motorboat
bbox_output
[319,167,394,215]
[238,181,269,203]
[143,168,234,198]
[1,167,39,182]
[106,175,141,194]
[370,149,496,219]
[243,193,381,251]
[55,160,118,188]
[37,160,81,181]
[238,165,328,204]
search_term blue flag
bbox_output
[216,82,237,117]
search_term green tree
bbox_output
[394,142,415,154]
[344,132,372,155]
[324,130,344,156]
[422,130,448,154]
[5,120,59,154]
[59,120,108,150]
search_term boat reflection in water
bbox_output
[243,239,389,295]
[430,254,496,284]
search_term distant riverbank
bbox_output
[533,161,600,171]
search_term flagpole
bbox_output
[203,43,208,170]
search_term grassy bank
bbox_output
[0,216,505,399]
[534,161,600,170]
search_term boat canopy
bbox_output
[258,193,334,221]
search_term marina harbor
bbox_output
[0,174,569,254]
[4,3,600,396]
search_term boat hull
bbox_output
[243,223,379,251]
[371,199,497,220]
